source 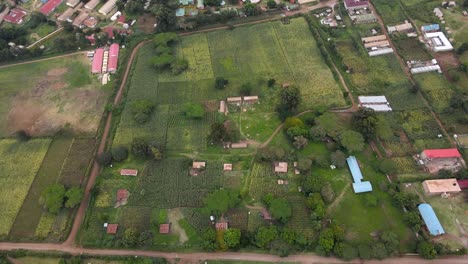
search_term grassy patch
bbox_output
[0,139,51,237]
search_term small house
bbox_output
[57,8,74,21]
[83,16,98,28]
[243,96,259,104]
[344,0,369,11]
[159,223,171,234]
[231,142,248,149]
[227,97,242,105]
[215,222,228,231]
[85,0,100,10]
[120,169,138,176]
[219,100,226,114]
[223,163,232,171]
[192,161,206,169]
[72,12,89,27]
[99,0,118,15]
[261,208,272,221]
[274,162,288,173]
[293,162,300,175]
[66,0,80,7]
[422,179,461,195]
[419,148,464,173]
[3,8,27,24]
[106,224,119,234]
[116,189,128,202]
[277,179,289,185]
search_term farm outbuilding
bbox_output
[274,162,288,173]
[215,222,228,231]
[418,203,445,236]
[346,156,373,193]
[107,43,120,73]
[85,0,100,10]
[57,7,74,21]
[344,0,369,10]
[120,169,138,176]
[219,101,226,114]
[72,12,89,27]
[91,48,104,74]
[192,161,206,169]
[227,97,242,105]
[223,163,232,171]
[231,142,248,149]
[362,35,387,44]
[422,179,461,195]
[159,224,171,234]
[419,148,464,174]
[116,189,128,202]
[99,0,118,15]
[421,24,440,32]
[243,96,259,104]
[106,224,119,234]
[387,21,413,34]
[358,96,392,112]
[39,0,63,15]
[3,8,27,24]
[424,31,453,52]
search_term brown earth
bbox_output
[137,14,157,34]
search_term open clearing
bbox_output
[0,55,109,137]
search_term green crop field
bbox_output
[0,139,51,237]
[372,0,409,25]
[9,137,73,240]
[58,138,96,187]
[414,73,455,113]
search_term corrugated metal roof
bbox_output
[410,65,441,74]
[91,48,104,74]
[361,104,392,112]
[347,156,373,193]
[422,148,461,159]
[358,96,388,104]
[39,0,63,15]
[352,181,373,193]
[418,203,445,236]
[107,43,119,72]
[421,24,440,32]
[457,179,468,189]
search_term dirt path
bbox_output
[326,183,350,216]
[168,209,188,244]
[368,2,455,147]
[0,51,88,69]
[64,40,149,246]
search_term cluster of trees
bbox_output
[207,121,240,144]
[202,227,242,251]
[276,86,302,119]
[263,194,292,224]
[97,146,130,166]
[150,0,177,32]
[202,188,240,216]
[41,184,83,214]
[183,103,205,119]
[151,33,188,75]
[130,99,156,124]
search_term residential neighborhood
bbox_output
[0,0,467,263]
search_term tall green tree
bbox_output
[269,198,292,223]
[352,108,378,140]
[203,189,240,216]
[41,184,66,214]
[224,228,241,248]
[65,187,83,208]
[339,130,365,153]
[255,226,278,248]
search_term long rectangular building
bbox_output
[39,0,63,15]
[91,48,104,74]
[99,0,118,15]
[422,178,461,195]
[107,43,120,73]
[346,156,373,193]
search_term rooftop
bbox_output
[4,8,27,24]
[223,163,232,171]
[120,169,138,176]
[418,203,445,236]
[106,224,118,234]
[39,0,63,15]
[192,161,206,169]
[159,223,170,234]
[346,156,372,193]
[274,162,288,173]
[422,178,461,194]
[116,189,128,201]
[422,148,461,159]
[344,0,369,8]
[215,222,228,231]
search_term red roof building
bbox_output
[215,222,228,231]
[120,169,138,176]
[117,15,126,24]
[107,43,120,73]
[39,0,64,15]
[106,224,118,234]
[91,48,104,74]
[4,8,27,24]
[421,149,462,159]
[159,223,171,234]
[116,189,128,201]
[457,179,468,189]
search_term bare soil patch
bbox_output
[433,52,460,81]
[137,14,156,34]
[167,208,188,244]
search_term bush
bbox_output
[330,150,346,168]
[215,77,228,89]
[130,100,155,124]
[41,184,65,214]
[183,103,205,119]
[111,146,128,162]
[171,59,188,75]
[379,159,397,174]
[97,151,112,166]
[15,130,31,142]
[239,82,253,96]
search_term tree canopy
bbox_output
[65,187,83,208]
[269,198,292,223]
[183,103,205,119]
[41,184,66,214]
[339,130,365,153]
[352,108,378,140]
[255,226,278,248]
[224,228,241,248]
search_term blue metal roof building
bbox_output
[418,203,445,236]
[346,156,373,193]
[421,24,440,32]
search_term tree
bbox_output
[303,176,324,194]
[111,146,129,162]
[96,151,112,165]
[267,0,277,9]
[123,227,138,247]
[437,169,452,179]
[297,158,312,172]
[239,82,253,96]
[320,183,335,204]
[255,226,278,248]
[151,2,177,32]
[207,122,230,144]
[352,108,378,140]
[379,159,397,174]
[293,136,308,149]
[318,228,335,254]
[138,230,153,247]
[65,187,83,208]
[131,138,152,159]
[41,184,65,214]
[305,193,326,218]
[278,86,301,115]
[418,241,437,259]
[284,117,304,130]
[381,231,399,255]
[153,32,178,47]
[269,198,292,223]
[330,150,346,168]
[371,242,388,259]
[215,77,228,89]
[339,130,365,153]
[267,78,276,87]
[15,130,31,142]
[171,59,188,75]
[130,100,155,124]
[203,189,240,216]
[357,244,372,260]
[201,228,217,251]
[224,228,241,248]
[457,42,468,54]
[310,125,326,141]
[403,211,422,232]
[183,103,205,119]
[205,0,222,6]
[287,126,309,139]
[281,228,296,245]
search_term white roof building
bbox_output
[99,0,118,15]
[424,31,453,52]
[358,96,392,112]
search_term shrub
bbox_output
[171,59,188,75]
[215,77,228,89]
[111,146,129,162]
[183,103,205,119]
[97,151,112,166]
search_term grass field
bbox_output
[9,137,73,240]
[414,73,455,113]
[0,55,108,137]
[0,139,51,237]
